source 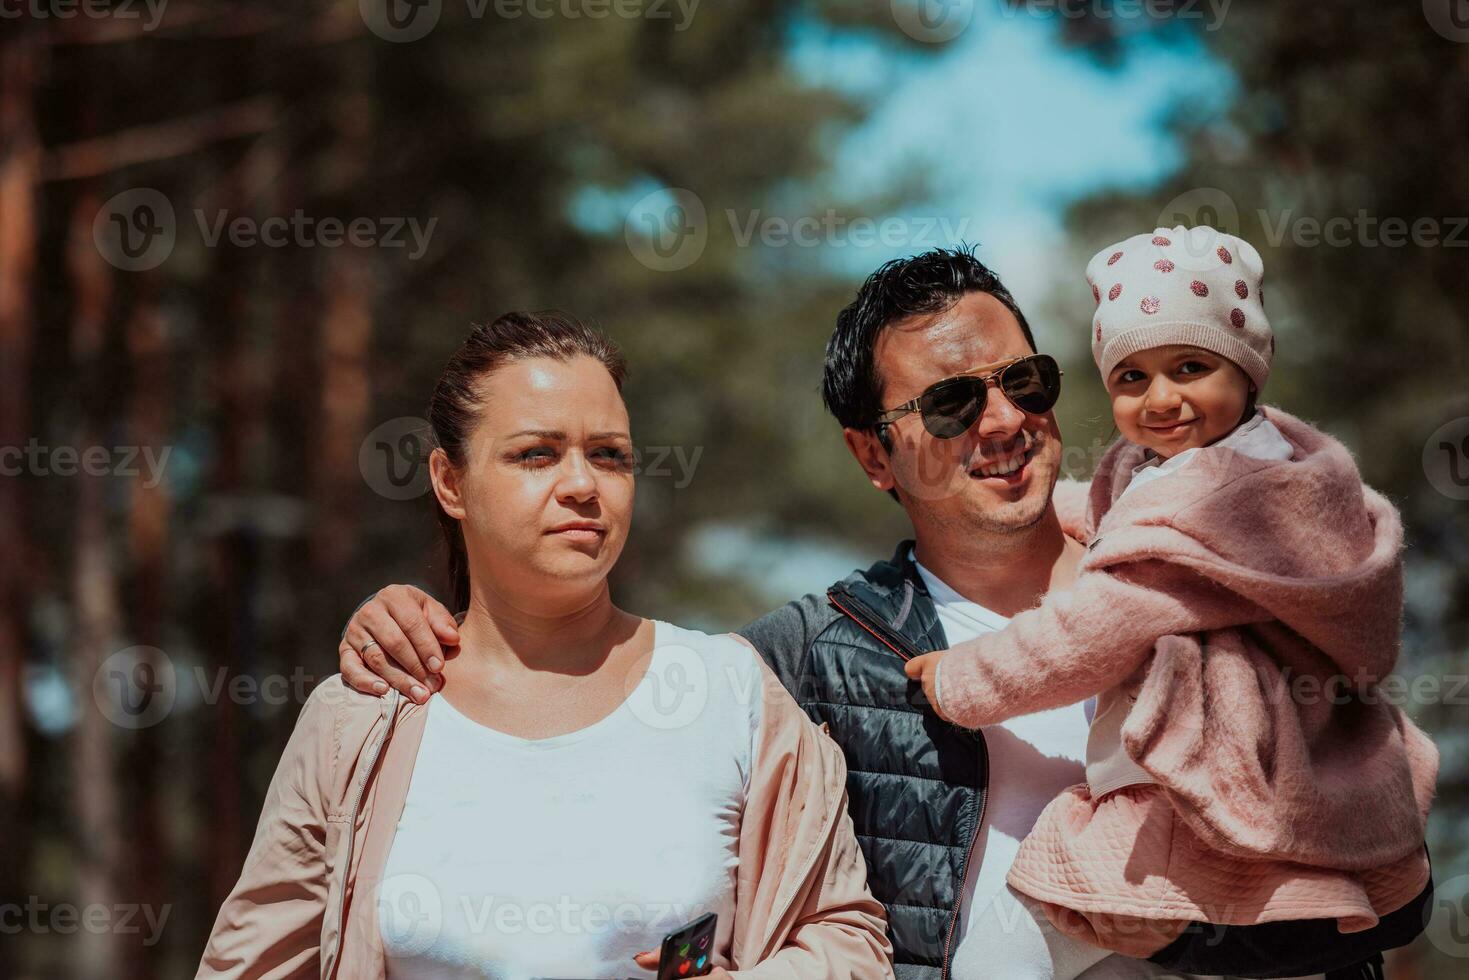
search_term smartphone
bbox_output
[655,911,717,979]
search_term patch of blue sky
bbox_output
[781,9,1238,300]
[570,7,1237,311]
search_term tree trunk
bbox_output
[0,34,42,917]
[66,186,125,977]
[310,55,375,607]
[124,279,168,980]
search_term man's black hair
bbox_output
[821,245,1036,434]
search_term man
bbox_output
[337,248,1162,979]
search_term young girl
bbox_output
[905,226,1438,963]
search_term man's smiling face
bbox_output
[869,291,1064,535]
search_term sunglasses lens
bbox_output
[1002,355,1062,415]
[920,378,984,438]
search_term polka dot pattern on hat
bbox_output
[1085,225,1273,391]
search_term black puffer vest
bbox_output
[795,542,987,980]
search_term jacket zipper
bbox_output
[940,732,987,980]
[826,589,922,661]
[826,586,988,979]
[327,688,400,979]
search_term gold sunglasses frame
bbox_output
[874,354,1064,434]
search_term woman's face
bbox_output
[431,355,635,606]
[1105,345,1253,459]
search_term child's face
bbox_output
[1105,345,1254,459]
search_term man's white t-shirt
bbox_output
[913,554,1165,980]
[379,622,760,980]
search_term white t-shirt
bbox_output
[379,622,762,980]
[914,556,1166,980]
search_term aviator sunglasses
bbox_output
[875,353,1063,439]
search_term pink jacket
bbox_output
[938,407,1438,872]
[196,646,894,979]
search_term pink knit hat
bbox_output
[1086,225,1272,390]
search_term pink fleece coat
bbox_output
[936,407,1438,948]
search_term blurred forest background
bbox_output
[2,1,1466,977]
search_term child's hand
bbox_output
[904,652,952,722]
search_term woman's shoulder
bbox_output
[269,674,406,817]
[303,672,400,719]
[653,621,761,663]
[649,621,796,726]
[650,622,826,724]
[649,621,843,781]
[293,674,405,759]
[651,621,767,697]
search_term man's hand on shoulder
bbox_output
[338,585,459,703]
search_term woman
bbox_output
[196,312,893,979]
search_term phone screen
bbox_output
[655,911,717,979]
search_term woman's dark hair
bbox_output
[428,310,627,612]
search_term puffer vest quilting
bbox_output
[793,543,988,980]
